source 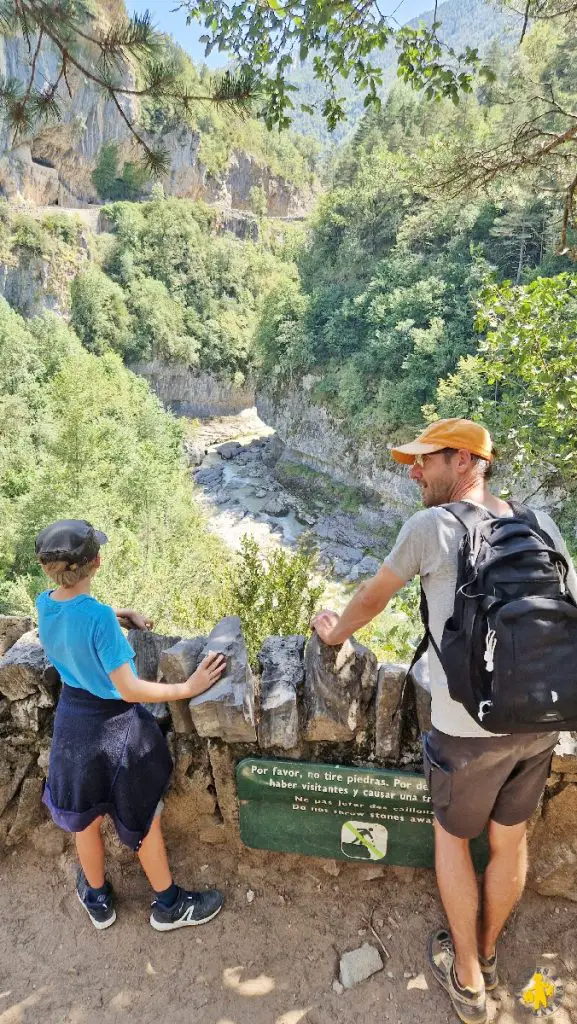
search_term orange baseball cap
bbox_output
[390,418,494,465]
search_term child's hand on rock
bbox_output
[183,652,227,699]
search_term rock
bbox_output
[414,684,432,735]
[10,694,45,733]
[7,777,45,844]
[0,630,57,702]
[246,889,255,903]
[339,943,383,989]
[0,615,34,656]
[303,633,377,742]
[411,654,430,693]
[407,974,428,991]
[159,637,207,734]
[31,820,65,856]
[0,752,33,817]
[189,617,256,742]
[354,864,386,881]
[551,733,577,774]
[375,663,407,762]
[261,493,293,517]
[218,441,243,460]
[207,740,240,832]
[257,636,305,750]
[321,542,364,566]
[194,466,224,487]
[345,556,382,583]
[332,980,344,995]
[128,629,181,722]
[322,859,341,877]
[530,784,577,900]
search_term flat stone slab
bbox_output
[0,616,34,657]
[189,617,256,742]
[0,630,56,702]
[303,633,377,742]
[258,635,305,750]
[160,637,207,733]
[375,663,407,762]
[339,943,383,989]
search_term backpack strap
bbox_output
[393,585,441,723]
[442,500,493,531]
[508,500,539,530]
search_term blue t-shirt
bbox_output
[36,590,136,700]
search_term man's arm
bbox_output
[312,565,405,645]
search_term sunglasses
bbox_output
[413,448,456,467]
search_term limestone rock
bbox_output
[159,637,207,734]
[339,943,383,989]
[375,663,407,761]
[0,752,33,817]
[194,465,224,487]
[345,556,381,583]
[7,777,45,845]
[189,617,256,742]
[218,441,243,460]
[530,784,577,901]
[303,633,377,742]
[258,635,305,750]
[0,630,56,702]
[128,628,181,722]
[261,493,293,517]
[551,733,577,775]
[0,615,34,657]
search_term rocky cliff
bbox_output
[257,378,417,514]
[0,35,315,216]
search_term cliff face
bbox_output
[256,378,417,513]
[0,36,315,216]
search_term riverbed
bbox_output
[185,408,401,584]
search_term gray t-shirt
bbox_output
[383,503,577,738]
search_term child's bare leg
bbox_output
[75,816,105,887]
[137,814,172,891]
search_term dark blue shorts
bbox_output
[43,684,173,850]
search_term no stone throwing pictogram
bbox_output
[340,821,388,861]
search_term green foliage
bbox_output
[357,580,422,664]
[94,196,296,377]
[0,296,231,633]
[434,274,577,498]
[184,0,498,132]
[230,535,323,666]
[92,144,150,202]
[70,265,131,356]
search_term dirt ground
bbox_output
[1,838,576,1024]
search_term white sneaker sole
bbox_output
[77,890,117,930]
[149,902,223,931]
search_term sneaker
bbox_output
[76,870,117,931]
[428,929,487,1024]
[150,886,224,932]
[479,950,499,991]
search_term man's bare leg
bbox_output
[434,819,483,991]
[479,819,527,960]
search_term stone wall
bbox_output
[1,613,576,901]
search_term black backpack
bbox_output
[415,500,577,734]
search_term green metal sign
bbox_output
[237,758,488,869]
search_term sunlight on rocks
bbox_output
[275,1009,312,1024]
[0,987,48,1024]
[222,966,276,997]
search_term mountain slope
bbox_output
[287,0,522,144]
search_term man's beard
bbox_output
[417,478,452,507]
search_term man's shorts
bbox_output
[423,726,559,839]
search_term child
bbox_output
[35,518,226,932]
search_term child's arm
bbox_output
[109,652,226,704]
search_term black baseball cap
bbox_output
[35,519,108,568]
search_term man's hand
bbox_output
[115,608,153,631]
[311,610,342,646]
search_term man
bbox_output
[312,418,577,1024]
